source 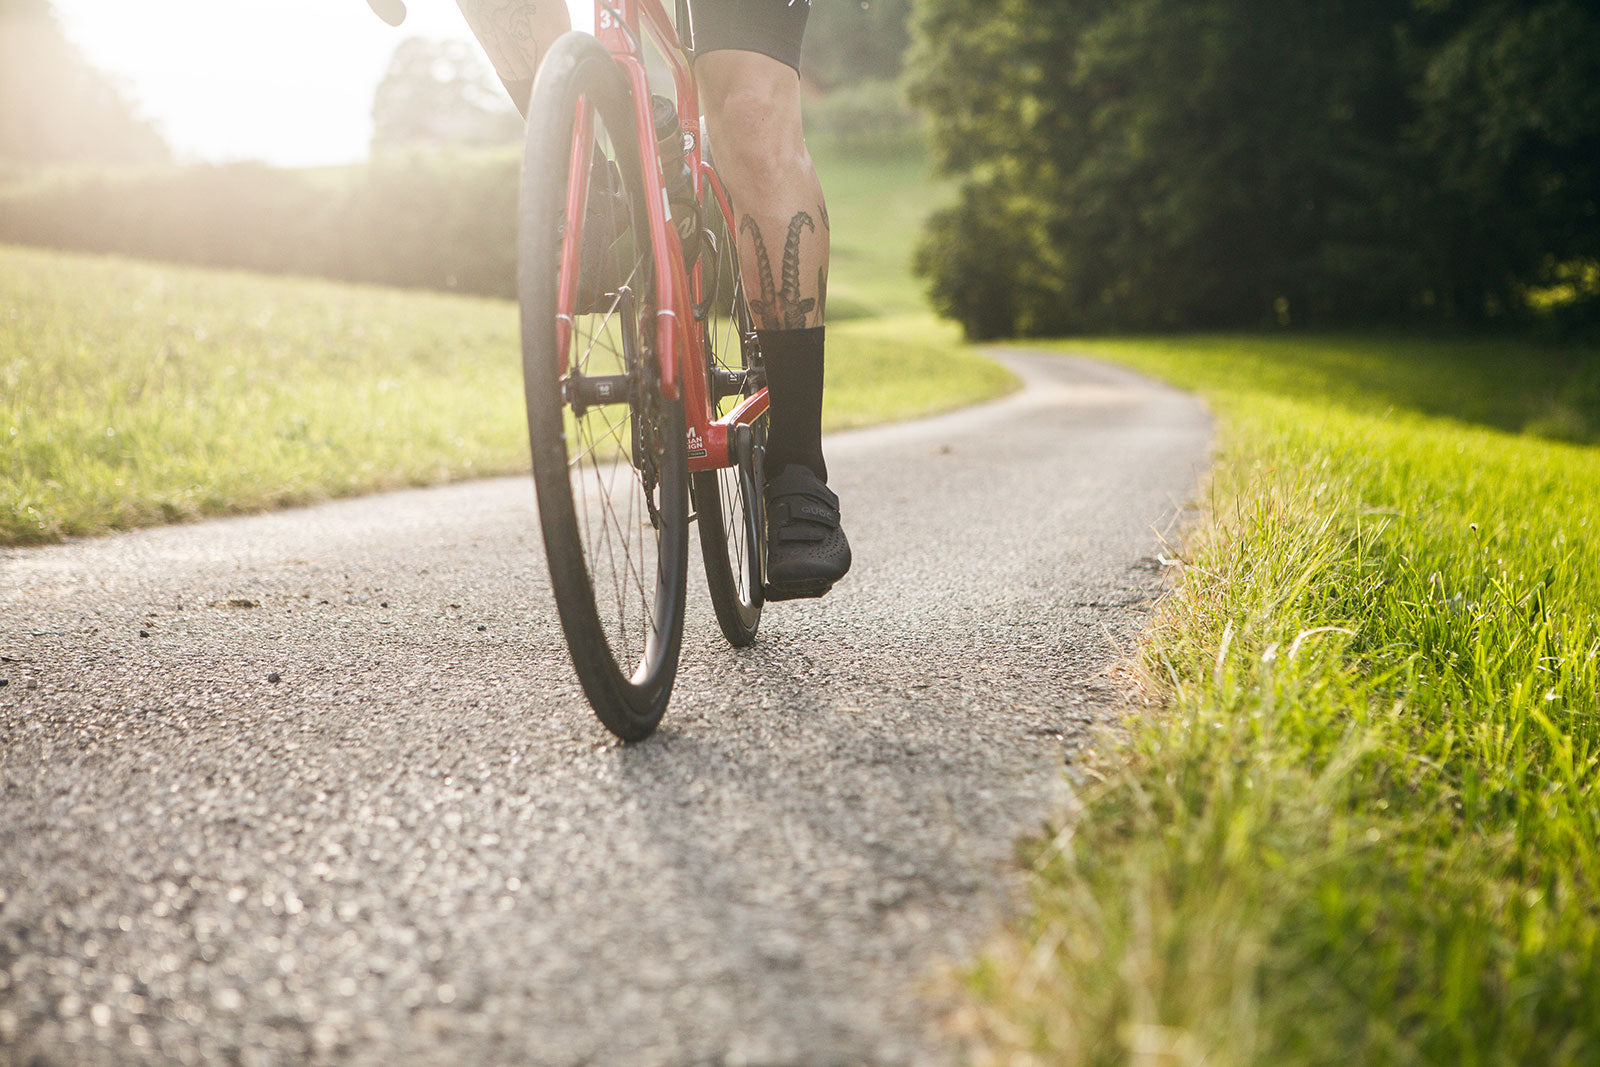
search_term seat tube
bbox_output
[674,0,694,51]
[593,0,635,49]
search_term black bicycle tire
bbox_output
[519,31,689,740]
[692,166,764,647]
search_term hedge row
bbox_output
[0,150,521,297]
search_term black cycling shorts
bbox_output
[688,0,810,73]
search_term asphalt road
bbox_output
[0,349,1210,1065]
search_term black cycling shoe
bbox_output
[764,464,851,600]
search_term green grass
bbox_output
[3,236,1003,545]
[2,246,529,545]
[815,146,950,319]
[826,314,1009,430]
[5,143,1005,545]
[959,333,1600,1064]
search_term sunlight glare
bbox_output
[50,0,593,167]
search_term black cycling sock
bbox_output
[758,326,827,483]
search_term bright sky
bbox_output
[53,1,591,167]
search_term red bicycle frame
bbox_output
[555,0,769,474]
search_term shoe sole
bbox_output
[762,580,836,602]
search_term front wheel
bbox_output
[519,32,688,741]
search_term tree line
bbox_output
[0,0,168,167]
[909,0,1600,337]
[11,0,1593,340]
[0,0,917,296]
[0,153,521,298]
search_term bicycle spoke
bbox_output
[580,428,651,666]
[563,372,670,673]
[567,402,632,466]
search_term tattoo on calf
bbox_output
[817,201,829,316]
[741,212,819,330]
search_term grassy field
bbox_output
[2,246,527,545]
[3,150,1008,546]
[959,333,1600,1063]
[813,145,949,320]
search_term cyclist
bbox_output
[454,0,851,600]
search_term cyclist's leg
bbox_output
[455,0,572,113]
[695,9,850,597]
[695,49,830,483]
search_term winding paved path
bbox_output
[0,350,1209,1065]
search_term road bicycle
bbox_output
[369,0,771,740]
[523,1,773,742]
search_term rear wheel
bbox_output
[691,168,765,647]
[519,32,688,740]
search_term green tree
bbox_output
[1408,0,1600,322]
[0,0,169,166]
[909,0,1600,337]
[795,0,921,156]
[801,0,913,89]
